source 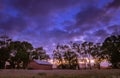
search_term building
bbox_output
[27,60,52,70]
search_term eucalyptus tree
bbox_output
[81,42,95,69]
[53,44,64,68]
[87,42,94,69]
[91,43,102,69]
[53,43,79,69]
[0,47,10,69]
[0,35,12,69]
[32,47,50,61]
[81,42,88,69]
[8,41,33,69]
[69,42,81,69]
[102,35,120,68]
[63,44,78,69]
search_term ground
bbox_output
[0,69,120,78]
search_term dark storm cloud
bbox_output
[0,0,120,52]
[9,0,82,16]
[0,16,26,30]
[107,0,120,8]
[65,6,108,35]
[60,0,119,43]
[81,29,110,43]
[107,25,120,35]
[94,29,109,37]
[0,0,76,46]
[65,0,117,38]
[76,6,105,26]
[0,0,74,36]
[48,0,117,43]
[0,0,85,32]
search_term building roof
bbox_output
[34,59,52,65]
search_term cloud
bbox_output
[94,29,109,37]
[0,15,27,33]
[64,6,107,35]
[107,0,120,8]
[0,0,85,34]
[76,6,104,25]
[66,1,119,36]
[8,0,82,16]
[107,25,120,35]
[0,0,120,52]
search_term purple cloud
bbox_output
[107,0,120,8]
[0,0,120,54]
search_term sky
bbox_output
[0,0,120,55]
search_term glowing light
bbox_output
[90,59,95,63]
[78,58,95,64]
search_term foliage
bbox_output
[0,47,10,69]
[102,35,120,68]
[53,44,79,69]
[91,43,102,69]
[63,50,78,69]
[53,41,110,69]
[0,35,11,69]
[0,34,50,69]
[81,42,94,69]
[7,41,33,69]
[32,47,50,61]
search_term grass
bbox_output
[0,69,120,78]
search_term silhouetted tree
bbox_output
[32,47,50,61]
[8,41,33,69]
[91,43,102,69]
[53,43,79,69]
[102,35,120,68]
[0,47,10,69]
[0,34,51,69]
[63,48,78,69]
[69,42,81,69]
[81,42,88,69]
[0,35,11,69]
[53,44,64,68]
[87,42,94,69]
[80,42,96,69]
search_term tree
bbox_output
[102,35,120,68]
[81,42,88,69]
[0,34,11,48]
[53,44,64,67]
[0,35,11,69]
[69,42,81,69]
[32,47,50,61]
[63,48,78,69]
[0,34,50,69]
[91,43,102,69]
[81,42,93,69]
[86,42,94,69]
[0,47,10,69]
[53,43,79,69]
[8,41,33,69]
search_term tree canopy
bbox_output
[102,35,120,68]
[0,35,50,69]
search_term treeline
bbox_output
[0,34,120,69]
[0,35,50,69]
[53,35,120,69]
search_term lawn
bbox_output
[0,69,120,78]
